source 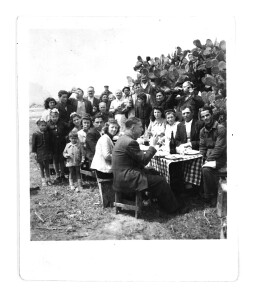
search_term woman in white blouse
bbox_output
[147,106,166,139]
[164,109,180,149]
[90,119,120,179]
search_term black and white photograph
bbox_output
[26,17,228,241]
[16,15,240,282]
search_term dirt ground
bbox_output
[29,107,223,240]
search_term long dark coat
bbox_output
[111,134,156,192]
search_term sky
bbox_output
[27,16,234,103]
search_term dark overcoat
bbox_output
[111,134,156,192]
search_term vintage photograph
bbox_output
[27,17,228,241]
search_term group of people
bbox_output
[31,79,226,213]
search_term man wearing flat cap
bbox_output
[100,85,112,98]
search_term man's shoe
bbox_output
[60,175,68,183]
[55,177,62,184]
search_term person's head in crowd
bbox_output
[165,109,177,126]
[151,106,165,122]
[92,113,104,131]
[141,74,148,84]
[58,90,69,104]
[133,80,143,94]
[115,89,123,100]
[155,90,166,105]
[122,86,130,97]
[108,94,116,102]
[99,101,107,113]
[200,106,213,126]
[103,119,120,138]
[82,114,92,132]
[181,104,194,122]
[107,115,115,122]
[182,81,193,94]
[104,85,109,92]
[137,92,147,104]
[101,93,109,102]
[124,117,143,139]
[44,97,57,110]
[69,131,79,145]
[49,108,59,124]
[76,88,84,100]
[70,112,82,129]
[87,86,95,98]
[36,118,47,132]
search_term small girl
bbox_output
[32,118,52,186]
[47,108,69,183]
[63,131,84,192]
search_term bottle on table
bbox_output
[169,131,176,154]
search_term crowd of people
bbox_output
[31,78,227,212]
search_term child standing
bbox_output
[63,131,84,192]
[32,119,52,186]
[47,108,69,183]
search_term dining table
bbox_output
[140,145,203,186]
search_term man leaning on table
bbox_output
[111,117,183,214]
[199,106,227,206]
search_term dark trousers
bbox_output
[38,160,50,178]
[146,174,182,213]
[202,167,218,199]
[53,155,65,177]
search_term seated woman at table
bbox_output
[90,119,120,179]
[163,109,180,149]
[147,106,166,141]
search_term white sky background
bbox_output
[28,16,234,102]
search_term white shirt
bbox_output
[87,96,94,106]
[185,119,193,142]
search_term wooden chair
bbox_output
[114,191,142,219]
[95,172,114,208]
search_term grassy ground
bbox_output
[30,107,222,240]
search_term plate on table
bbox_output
[165,154,182,160]
[155,150,170,158]
[184,149,200,155]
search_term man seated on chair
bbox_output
[85,113,105,164]
[199,106,227,206]
[175,104,204,151]
[175,104,204,194]
[111,117,183,214]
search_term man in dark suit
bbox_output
[112,117,182,214]
[84,86,100,115]
[85,113,104,163]
[175,104,204,150]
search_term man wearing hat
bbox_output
[100,85,112,98]
[140,75,156,102]
[122,86,133,118]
